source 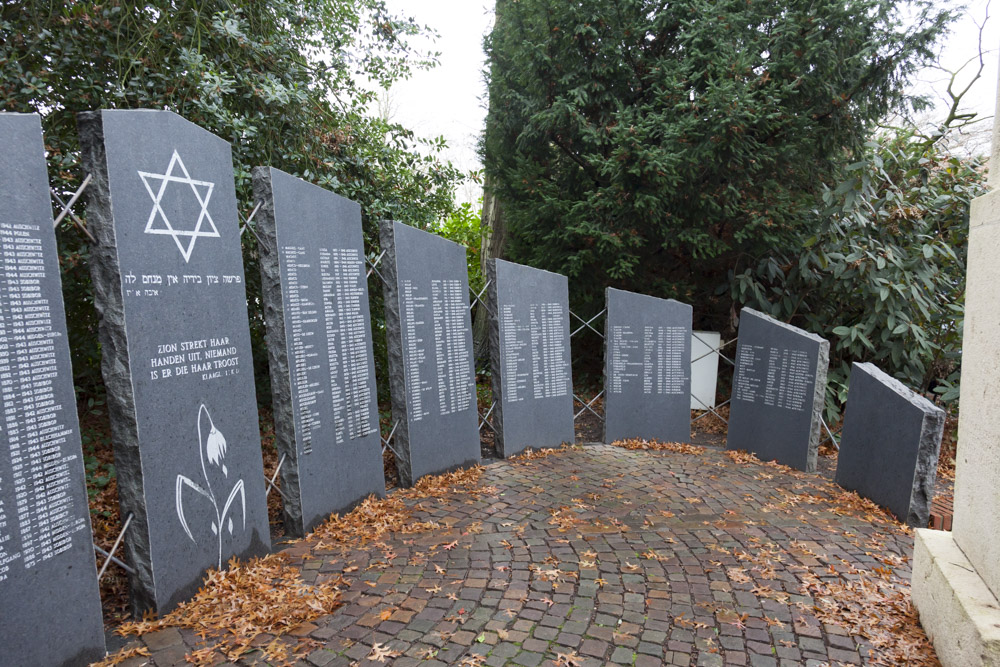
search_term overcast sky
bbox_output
[382,0,999,204]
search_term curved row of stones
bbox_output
[0,110,945,666]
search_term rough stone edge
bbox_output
[913,529,1000,666]
[675,299,695,443]
[77,111,157,615]
[805,336,829,473]
[378,220,414,486]
[907,405,945,528]
[485,259,506,456]
[601,286,611,444]
[251,167,305,537]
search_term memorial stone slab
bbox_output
[603,288,691,444]
[485,259,574,457]
[379,220,479,486]
[0,113,106,666]
[252,167,384,536]
[79,109,270,614]
[835,362,945,526]
[726,308,828,472]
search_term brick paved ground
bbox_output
[118,443,923,666]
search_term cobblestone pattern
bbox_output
[123,444,914,666]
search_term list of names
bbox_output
[0,222,86,583]
[401,278,472,421]
[500,302,569,402]
[734,343,811,412]
[608,324,687,395]
[282,245,374,454]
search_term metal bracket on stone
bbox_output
[574,390,605,422]
[50,174,97,244]
[366,250,387,285]
[479,401,497,433]
[264,453,289,501]
[96,512,134,583]
[238,201,263,244]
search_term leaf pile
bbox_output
[309,464,487,549]
[613,438,705,455]
[100,464,491,666]
[725,449,767,466]
[802,562,937,665]
[511,443,576,465]
[91,645,149,667]
[115,553,341,666]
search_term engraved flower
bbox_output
[206,424,228,477]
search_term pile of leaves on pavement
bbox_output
[803,559,936,665]
[511,443,577,465]
[108,554,341,666]
[310,464,486,550]
[612,437,705,455]
[98,463,489,666]
[723,447,936,664]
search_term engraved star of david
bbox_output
[138,150,220,263]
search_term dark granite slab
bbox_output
[835,362,945,526]
[252,167,385,536]
[378,221,479,486]
[726,308,829,472]
[0,113,106,666]
[485,259,574,457]
[603,288,692,444]
[78,109,270,614]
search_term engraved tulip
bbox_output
[176,404,246,568]
[205,422,228,477]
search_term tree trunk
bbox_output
[473,177,506,364]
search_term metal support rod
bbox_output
[691,394,729,425]
[98,512,133,582]
[469,280,491,311]
[691,332,737,367]
[366,249,386,279]
[366,257,387,285]
[50,175,97,244]
[380,420,401,457]
[820,417,840,451]
[93,544,135,575]
[478,402,496,432]
[264,453,288,500]
[570,309,606,338]
[573,390,605,422]
[239,202,264,244]
[52,174,92,227]
[382,434,405,461]
[690,337,736,365]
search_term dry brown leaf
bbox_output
[367,642,399,663]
